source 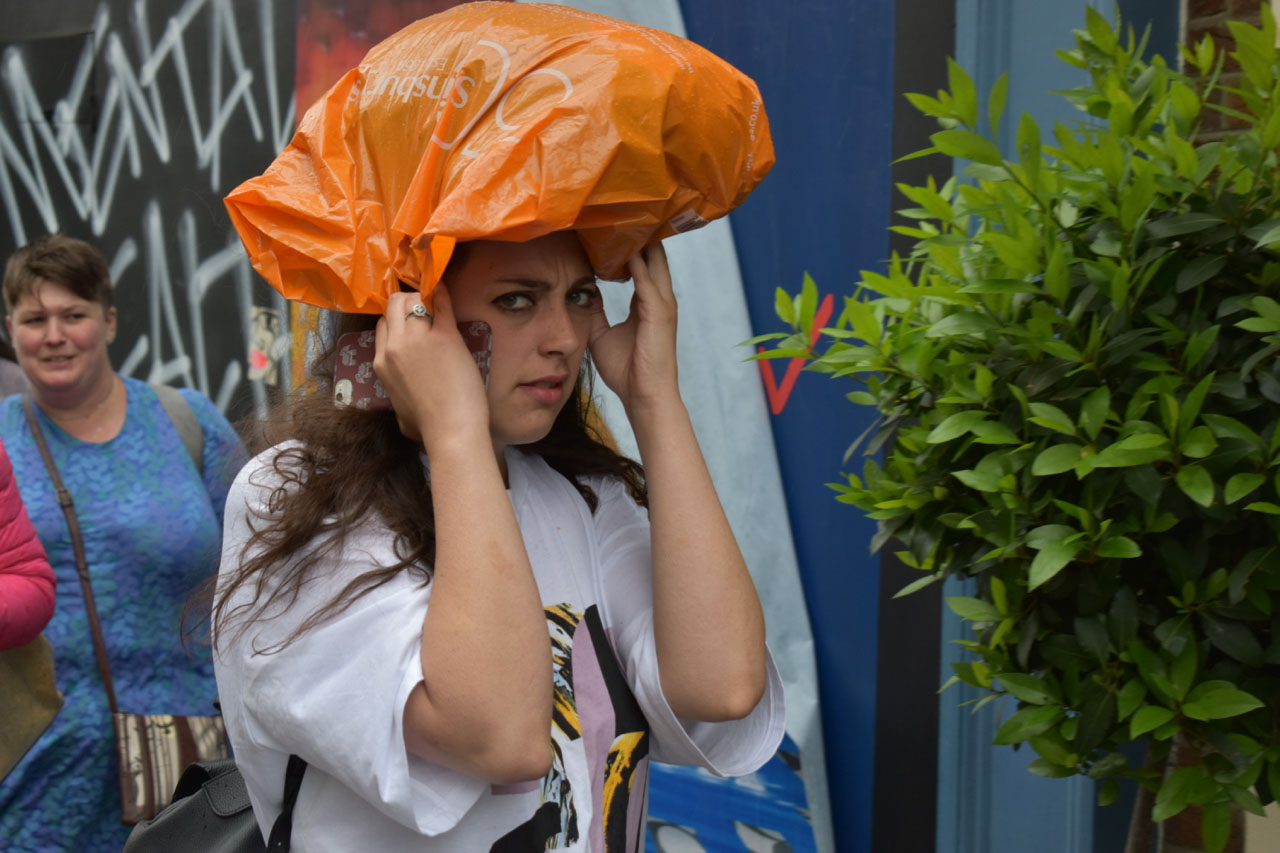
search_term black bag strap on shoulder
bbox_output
[266,755,309,850]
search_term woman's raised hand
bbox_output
[588,242,680,413]
[375,286,489,447]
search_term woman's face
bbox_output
[6,279,116,400]
[444,233,600,451]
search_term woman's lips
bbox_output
[519,376,566,404]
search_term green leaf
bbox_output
[894,573,943,598]
[1145,212,1226,238]
[958,278,1041,295]
[1182,682,1265,720]
[1178,373,1215,434]
[931,129,1004,166]
[1152,766,1202,822]
[990,576,1008,615]
[1244,501,1280,514]
[1116,679,1147,721]
[797,273,819,327]
[952,468,1002,492]
[1237,316,1280,334]
[1044,243,1069,304]
[1226,785,1267,818]
[1224,473,1265,504]
[1183,326,1220,371]
[999,673,1056,705]
[1075,616,1113,660]
[1079,387,1111,441]
[1200,614,1265,665]
[1029,403,1077,436]
[987,73,1009,134]
[1247,219,1280,248]
[1028,757,1077,778]
[1201,802,1231,853]
[945,596,1003,623]
[774,286,796,326]
[1130,705,1175,738]
[1029,540,1083,589]
[1179,425,1217,459]
[1092,434,1171,468]
[1176,255,1227,293]
[1030,729,1077,767]
[1026,524,1079,549]
[993,704,1065,745]
[1170,635,1198,702]
[970,421,1021,445]
[1128,640,1177,705]
[927,410,989,443]
[947,57,979,128]
[1096,536,1141,558]
[1175,465,1215,507]
[924,312,999,338]
[1032,444,1084,476]
[1017,111,1041,188]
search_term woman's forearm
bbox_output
[628,394,768,722]
[403,436,553,783]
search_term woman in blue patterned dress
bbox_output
[0,235,247,852]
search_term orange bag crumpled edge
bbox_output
[225,2,773,314]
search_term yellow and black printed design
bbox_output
[490,604,650,852]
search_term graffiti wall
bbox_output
[0,0,296,416]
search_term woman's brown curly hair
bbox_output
[210,306,646,653]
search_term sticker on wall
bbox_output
[248,306,285,386]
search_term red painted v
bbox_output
[757,293,836,416]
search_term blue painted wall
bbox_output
[680,3,896,851]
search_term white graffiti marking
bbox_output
[0,0,296,414]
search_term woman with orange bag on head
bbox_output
[0,437,53,651]
[214,6,783,849]
[213,231,783,851]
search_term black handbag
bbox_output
[122,754,307,853]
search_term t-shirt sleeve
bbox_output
[588,475,786,777]
[180,389,248,526]
[215,454,487,836]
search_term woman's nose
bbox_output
[539,304,585,356]
[42,319,66,343]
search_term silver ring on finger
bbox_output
[406,302,433,323]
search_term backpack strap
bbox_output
[151,384,203,476]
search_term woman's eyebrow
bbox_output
[493,275,598,289]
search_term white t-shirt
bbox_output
[213,444,785,852]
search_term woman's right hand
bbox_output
[374,287,489,449]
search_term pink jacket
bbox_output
[0,439,54,650]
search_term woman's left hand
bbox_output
[588,242,680,412]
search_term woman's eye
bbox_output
[495,292,533,311]
[569,288,599,308]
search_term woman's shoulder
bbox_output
[234,441,307,491]
[124,377,226,426]
[0,360,27,398]
[511,449,637,509]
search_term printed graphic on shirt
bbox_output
[490,604,650,852]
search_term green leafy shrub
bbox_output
[755,9,1280,851]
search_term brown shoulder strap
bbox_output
[22,394,119,714]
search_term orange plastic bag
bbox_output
[225,1,773,314]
